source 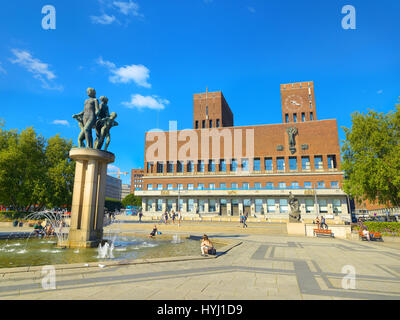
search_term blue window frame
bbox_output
[289,157,297,170]
[231,183,238,189]
[254,183,261,189]
[219,159,226,172]
[187,161,193,172]
[242,159,249,171]
[265,158,273,171]
[167,161,173,173]
[314,156,323,169]
[242,183,249,189]
[156,162,163,173]
[208,160,215,172]
[291,182,299,189]
[301,156,310,170]
[177,161,183,173]
[231,159,238,172]
[198,160,205,172]
[304,181,312,188]
[266,182,273,189]
[277,158,285,171]
[220,183,226,189]
[331,181,339,189]
[253,158,261,171]
[279,182,286,189]
[317,181,325,188]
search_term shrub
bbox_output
[353,221,400,236]
[0,211,30,220]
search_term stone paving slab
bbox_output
[0,222,399,300]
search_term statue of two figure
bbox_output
[72,88,118,151]
[288,191,302,223]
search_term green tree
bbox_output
[0,124,75,211]
[122,193,142,208]
[341,100,400,207]
[44,134,75,208]
[0,126,46,210]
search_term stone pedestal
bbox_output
[287,222,306,236]
[61,148,115,248]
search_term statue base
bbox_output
[287,222,306,236]
[62,148,115,249]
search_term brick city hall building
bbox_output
[136,82,350,221]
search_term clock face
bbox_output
[284,94,304,111]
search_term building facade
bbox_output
[105,175,122,201]
[136,82,350,221]
[121,184,131,200]
[131,169,144,193]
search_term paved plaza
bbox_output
[0,221,399,300]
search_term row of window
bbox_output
[195,119,221,129]
[147,155,338,173]
[285,112,314,123]
[146,181,339,190]
[145,198,342,214]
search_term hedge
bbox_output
[0,211,31,220]
[354,222,400,236]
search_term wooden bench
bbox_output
[314,229,334,238]
[359,231,383,241]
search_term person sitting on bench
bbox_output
[362,228,370,241]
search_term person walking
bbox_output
[177,211,182,227]
[321,216,328,229]
[138,210,143,223]
[171,210,176,224]
[243,212,248,228]
[164,211,169,224]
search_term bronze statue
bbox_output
[73,89,118,151]
[94,96,110,148]
[93,112,118,151]
[286,127,298,154]
[288,192,301,222]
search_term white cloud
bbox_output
[97,56,151,88]
[10,49,63,90]
[107,164,120,173]
[90,14,117,24]
[122,94,170,110]
[113,1,141,16]
[377,90,383,94]
[0,62,6,75]
[52,120,70,126]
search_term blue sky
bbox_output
[1,0,399,184]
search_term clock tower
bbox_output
[280,81,317,123]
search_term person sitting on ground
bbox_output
[200,234,214,256]
[149,225,158,238]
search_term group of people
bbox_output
[314,216,328,229]
[160,210,182,226]
[33,222,55,238]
